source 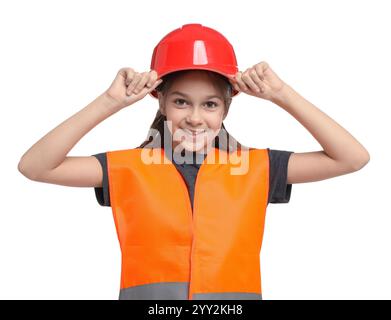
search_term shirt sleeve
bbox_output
[92,152,111,207]
[267,148,294,204]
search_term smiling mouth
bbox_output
[183,129,207,136]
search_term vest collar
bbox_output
[163,146,210,168]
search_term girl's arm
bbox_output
[271,84,370,184]
[17,93,119,187]
[229,61,370,184]
[18,68,162,187]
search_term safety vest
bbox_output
[106,146,269,300]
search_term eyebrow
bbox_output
[169,91,223,101]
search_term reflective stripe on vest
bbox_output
[107,147,269,300]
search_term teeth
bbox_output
[184,129,205,135]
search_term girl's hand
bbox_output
[104,68,163,110]
[228,61,286,101]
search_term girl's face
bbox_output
[159,71,227,154]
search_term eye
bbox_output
[205,101,218,108]
[173,99,218,108]
[174,98,187,106]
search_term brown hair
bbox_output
[138,69,247,153]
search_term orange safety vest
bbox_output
[106,146,269,300]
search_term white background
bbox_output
[1,0,389,300]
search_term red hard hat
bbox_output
[149,23,239,99]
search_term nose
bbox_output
[186,107,203,126]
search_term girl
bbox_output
[18,24,370,300]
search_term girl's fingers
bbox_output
[140,78,162,94]
[148,79,163,92]
[128,70,160,96]
[127,79,163,98]
[124,68,135,86]
[249,68,265,93]
[127,73,142,94]
[234,72,246,91]
[229,74,243,93]
[242,69,261,92]
[146,70,158,88]
[132,72,150,94]
[254,64,265,81]
[235,72,252,92]
[230,80,240,93]
[230,70,267,94]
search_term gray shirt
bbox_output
[92,148,293,208]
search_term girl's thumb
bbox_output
[148,79,163,92]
